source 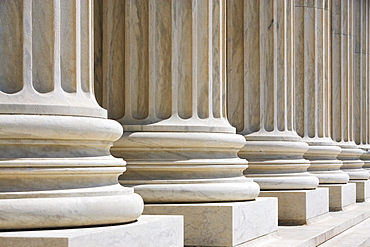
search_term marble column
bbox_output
[294,0,349,184]
[94,1,279,245]
[331,0,369,180]
[227,0,329,225]
[227,0,319,190]
[94,0,259,203]
[0,0,143,230]
[354,0,370,172]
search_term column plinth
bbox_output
[95,0,259,203]
[0,0,143,230]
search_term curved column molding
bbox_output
[354,0,370,172]
[331,0,369,180]
[227,0,319,190]
[0,0,143,230]
[294,0,349,184]
[94,0,259,203]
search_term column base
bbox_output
[318,184,356,211]
[0,215,183,247]
[259,188,329,225]
[350,180,370,202]
[143,198,278,247]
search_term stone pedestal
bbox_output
[319,183,356,211]
[0,216,183,247]
[143,198,278,247]
[259,188,329,225]
[350,180,370,202]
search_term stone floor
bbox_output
[237,200,370,247]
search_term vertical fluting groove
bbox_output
[124,0,132,119]
[349,0,354,142]
[54,0,61,93]
[221,0,227,120]
[326,0,332,138]
[212,0,221,119]
[361,0,366,145]
[245,0,260,134]
[276,0,285,132]
[192,0,198,119]
[75,0,82,94]
[93,0,103,105]
[366,0,368,144]
[316,3,321,138]
[306,3,316,138]
[285,0,290,131]
[0,0,23,93]
[148,0,155,119]
[61,0,77,93]
[80,0,90,93]
[130,0,149,120]
[174,0,192,119]
[151,0,172,120]
[340,0,346,142]
[191,0,198,116]
[88,0,94,97]
[353,0,361,144]
[32,0,54,93]
[294,1,304,137]
[331,0,341,142]
[208,0,213,119]
[261,0,274,132]
[366,0,369,145]
[272,0,278,131]
[104,0,125,120]
[287,0,294,132]
[23,0,32,92]
[226,0,244,132]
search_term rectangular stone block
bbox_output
[259,188,329,225]
[319,183,356,211]
[143,198,278,247]
[0,215,183,247]
[350,180,370,202]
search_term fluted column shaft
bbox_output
[95,0,259,203]
[227,0,319,190]
[0,0,143,230]
[354,0,370,172]
[331,0,369,180]
[294,0,349,184]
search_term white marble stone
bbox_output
[330,0,369,180]
[95,0,260,203]
[240,200,370,247]
[143,198,278,247]
[319,183,356,211]
[259,188,329,225]
[0,216,183,247]
[0,0,144,229]
[294,0,349,185]
[227,0,319,190]
[350,180,370,202]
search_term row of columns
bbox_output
[0,0,369,241]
